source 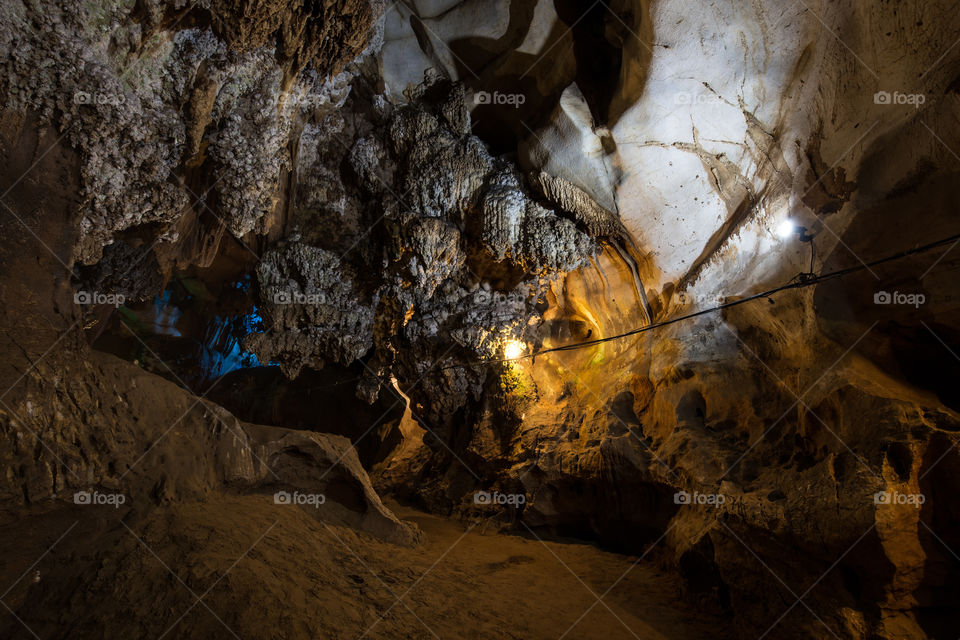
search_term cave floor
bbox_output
[0,497,733,639]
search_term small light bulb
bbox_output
[777,219,797,239]
[503,340,525,360]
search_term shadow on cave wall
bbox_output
[916,433,960,639]
[440,0,645,154]
[813,170,960,413]
[81,233,405,469]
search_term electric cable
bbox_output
[445,230,960,369]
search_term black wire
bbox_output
[443,231,960,370]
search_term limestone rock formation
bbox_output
[520,83,619,214]
[246,241,378,378]
[1,1,960,639]
[244,74,598,432]
[363,2,960,638]
[0,0,380,264]
[0,343,418,544]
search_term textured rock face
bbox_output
[0,329,418,544]
[0,0,379,264]
[368,1,960,638]
[0,124,418,550]
[244,75,597,430]
[246,242,378,377]
[207,0,380,72]
[2,1,960,639]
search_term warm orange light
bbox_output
[503,339,525,360]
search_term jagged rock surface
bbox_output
[0,0,380,263]
[2,1,960,639]
[245,76,597,432]
[364,2,960,639]
[246,241,378,378]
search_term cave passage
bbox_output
[1,1,959,639]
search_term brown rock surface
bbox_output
[2,1,960,639]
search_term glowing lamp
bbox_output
[503,339,525,360]
[776,217,818,277]
[777,219,798,239]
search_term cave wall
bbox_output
[374,2,960,638]
[1,1,959,639]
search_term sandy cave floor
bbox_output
[0,496,734,639]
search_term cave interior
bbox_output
[1,1,960,639]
